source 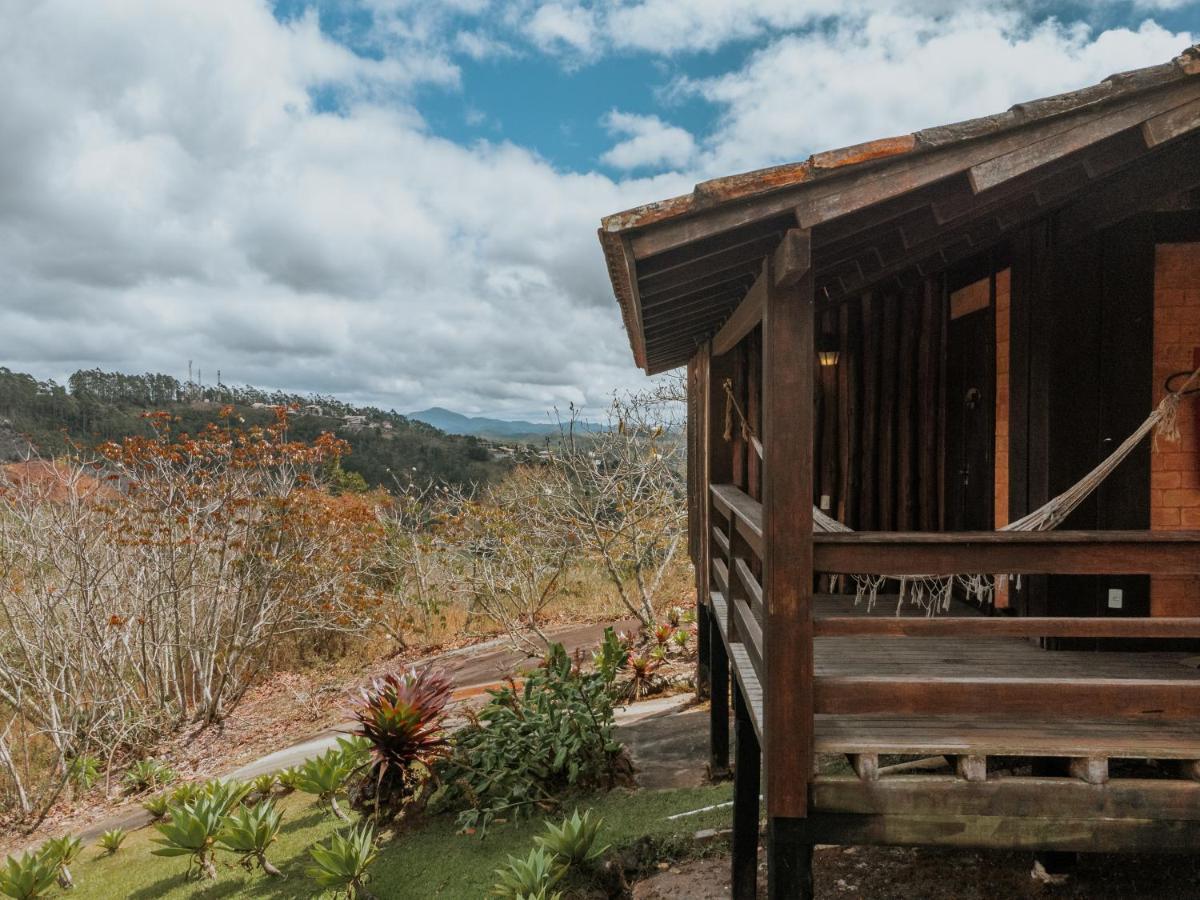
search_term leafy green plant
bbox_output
[37,835,82,889]
[123,758,176,793]
[276,766,301,794]
[534,809,609,867]
[217,800,284,877]
[0,851,58,899]
[169,782,203,807]
[67,755,101,791]
[199,778,252,815]
[97,828,127,855]
[489,847,565,899]
[432,643,626,835]
[295,748,358,820]
[151,796,226,880]
[671,628,691,653]
[591,627,629,683]
[306,822,378,899]
[348,666,452,815]
[248,773,277,801]
[142,793,170,820]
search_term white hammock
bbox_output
[728,365,1200,614]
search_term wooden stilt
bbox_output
[767,817,813,900]
[696,598,711,700]
[709,604,730,776]
[732,682,761,900]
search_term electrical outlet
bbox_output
[1107,588,1123,610]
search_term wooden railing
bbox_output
[708,482,1200,736]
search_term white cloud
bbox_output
[678,12,1194,176]
[0,0,689,417]
[525,2,599,60]
[601,111,697,171]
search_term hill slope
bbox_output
[0,367,509,489]
[408,406,559,440]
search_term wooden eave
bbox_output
[599,44,1200,374]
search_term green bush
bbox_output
[432,642,625,835]
[276,766,302,794]
[142,793,170,820]
[489,847,565,899]
[0,851,57,899]
[217,800,284,877]
[67,755,101,791]
[306,822,377,898]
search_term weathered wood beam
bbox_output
[812,530,1200,576]
[712,264,766,356]
[813,615,1200,638]
[710,484,764,559]
[762,226,815,821]
[815,676,1200,720]
[773,229,812,288]
[1142,96,1200,147]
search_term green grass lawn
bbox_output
[62,784,733,898]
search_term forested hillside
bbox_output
[0,367,508,488]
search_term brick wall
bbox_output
[1151,242,1200,616]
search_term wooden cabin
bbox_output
[598,46,1200,898]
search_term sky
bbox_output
[0,1,1196,420]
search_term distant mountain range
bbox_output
[409,407,603,441]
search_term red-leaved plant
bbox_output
[348,667,453,817]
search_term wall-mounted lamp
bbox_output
[817,330,840,367]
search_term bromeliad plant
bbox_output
[151,796,226,880]
[217,801,284,878]
[0,851,57,900]
[348,666,452,816]
[306,822,378,899]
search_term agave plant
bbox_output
[0,851,57,900]
[275,766,301,794]
[200,778,252,815]
[169,782,204,807]
[97,828,127,855]
[489,847,565,900]
[151,796,225,880]
[248,773,276,802]
[534,809,609,867]
[123,758,177,793]
[142,793,170,820]
[295,748,357,820]
[217,800,284,877]
[306,823,377,899]
[348,667,452,813]
[37,835,82,889]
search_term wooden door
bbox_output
[944,303,995,532]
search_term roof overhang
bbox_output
[599,45,1200,375]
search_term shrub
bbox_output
[306,822,377,899]
[217,800,284,877]
[37,835,81,889]
[0,851,57,899]
[489,847,565,900]
[295,748,357,821]
[142,793,170,820]
[123,758,176,794]
[591,627,629,683]
[534,809,608,867]
[348,667,452,815]
[151,796,225,880]
[97,828,127,855]
[432,643,625,835]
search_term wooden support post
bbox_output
[956,755,988,783]
[763,227,815,898]
[767,818,813,900]
[709,603,730,777]
[731,680,761,900]
[693,347,711,699]
[1069,756,1109,785]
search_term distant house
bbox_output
[301,404,323,417]
[341,414,368,431]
